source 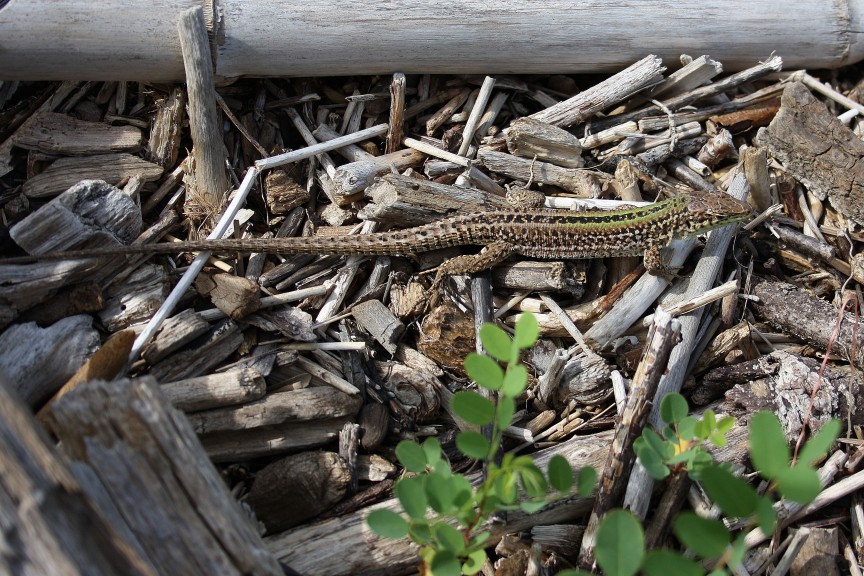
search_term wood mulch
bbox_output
[2,52,864,575]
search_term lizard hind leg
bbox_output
[425,241,517,299]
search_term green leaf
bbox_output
[693,418,711,441]
[775,465,822,504]
[634,436,670,480]
[497,395,516,429]
[395,440,428,473]
[643,428,675,460]
[494,471,518,505]
[409,520,432,544]
[716,416,735,434]
[433,522,466,555]
[703,409,716,430]
[501,364,528,397]
[464,353,504,391]
[428,548,461,576]
[423,437,442,466]
[366,509,409,539]
[426,472,455,514]
[395,476,428,520]
[749,411,791,479]
[708,431,728,448]
[470,531,491,549]
[756,497,776,534]
[548,455,574,493]
[462,549,487,575]
[447,474,473,512]
[642,550,704,576]
[479,323,513,363]
[456,431,490,460]
[797,419,841,467]
[660,393,689,425]
[699,464,759,517]
[514,313,539,349]
[673,512,730,558]
[452,391,495,426]
[519,463,548,497]
[578,466,597,497]
[596,509,645,576]
[678,416,698,441]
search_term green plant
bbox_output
[367,313,596,575]
[562,394,841,576]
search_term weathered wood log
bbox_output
[48,377,284,575]
[0,315,99,407]
[246,451,352,533]
[361,172,508,226]
[12,112,143,155]
[161,368,267,412]
[0,1,860,80]
[22,154,163,199]
[0,374,157,575]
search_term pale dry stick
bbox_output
[284,107,338,178]
[130,126,390,361]
[579,121,639,149]
[796,186,827,242]
[256,123,388,170]
[457,76,496,157]
[279,342,367,351]
[513,403,617,453]
[642,279,739,325]
[295,355,359,396]
[622,174,750,518]
[197,285,329,321]
[178,6,229,207]
[538,293,588,349]
[403,137,470,167]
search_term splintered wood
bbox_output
[4,52,864,575]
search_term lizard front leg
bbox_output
[643,244,680,281]
[426,241,517,295]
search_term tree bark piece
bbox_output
[161,368,267,412]
[13,111,142,155]
[146,87,185,167]
[361,172,508,226]
[48,377,284,575]
[0,315,99,407]
[11,179,142,254]
[506,117,584,168]
[246,451,351,534]
[0,374,157,576]
[477,149,604,196]
[750,277,864,367]
[756,81,864,225]
[22,154,163,199]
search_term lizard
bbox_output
[1,190,751,285]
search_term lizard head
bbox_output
[674,191,752,237]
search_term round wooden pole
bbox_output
[0,0,862,80]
